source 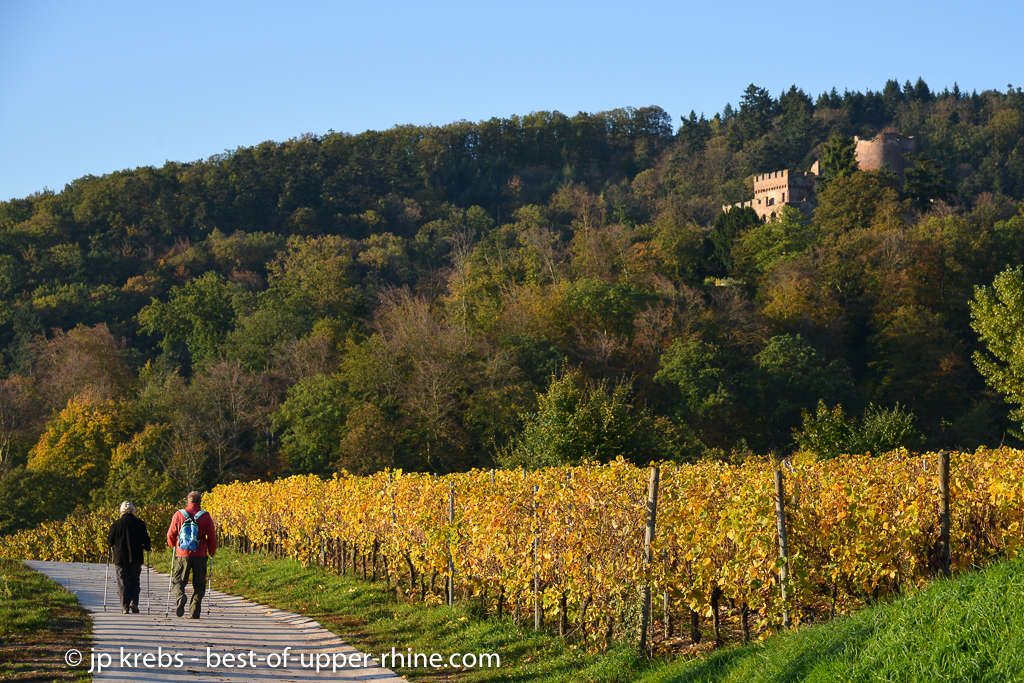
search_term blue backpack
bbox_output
[177,510,205,551]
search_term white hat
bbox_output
[120,501,136,515]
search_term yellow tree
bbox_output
[27,394,136,506]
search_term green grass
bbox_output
[154,549,1024,682]
[640,558,1024,682]
[0,558,91,682]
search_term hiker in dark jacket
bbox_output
[106,501,152,614]
[166,490,217,619]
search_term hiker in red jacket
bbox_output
[166,491,217,619]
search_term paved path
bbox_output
[27,561,403,682]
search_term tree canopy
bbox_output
[1,80,1023,533]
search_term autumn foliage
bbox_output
[198,448,1024,639]
[0,504,175,562]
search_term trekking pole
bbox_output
[207,557,213,615]
[102,547,111,612]
[146,551,151,614]
[164,549,174,617]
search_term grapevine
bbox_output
[7,448,1024,645]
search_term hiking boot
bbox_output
[176,601,185,617]
[123,608,131,614]
[130,603,139,613]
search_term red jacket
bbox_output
[166,503,217,557]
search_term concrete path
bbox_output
[27,561,403,682]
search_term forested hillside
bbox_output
[2,79,1024,534]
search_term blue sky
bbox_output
[1,0,1020,201]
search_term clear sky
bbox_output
[1,0,1020,201]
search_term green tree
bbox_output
[265,235,359,320]
[559,278,653,337]
[732,206,816,278]
[225,302,310,371]
[272,374,348,475]
[777,85,817,166]
[94,423,176,511]
[846,402,921,454]
[734,84,776,144]
[793,401,851,459]
[708,206,761,276]
[794,400,921,458]
[971,266,1024,435]
[904,155,955,211]
[755,334,856,449]
[138,272,244,370]
[814,170,904,235]
[0,467,77,535]
[819,134,859,189]
[651,215,705,285]
[655,336,734,418]
[881,79,905,117]
[500,372,661,469]
[336,402,404,475]
[497,334,565,388]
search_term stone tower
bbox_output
[854,132,916,176]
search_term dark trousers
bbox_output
[115,562,142,610]
[172,555,208,618]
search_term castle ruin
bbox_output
[724,168,819,221]
[723,132,916,221]
[854,131,916,175]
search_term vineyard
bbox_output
[206,448,1024,646]
[5,449,1024,648]
[0,505,175,563]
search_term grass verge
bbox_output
[0,558,91,682]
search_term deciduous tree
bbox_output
[971,266,1024,435]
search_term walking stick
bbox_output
[164,549,174,617]
[102,547,111,612]
[206,557,213,615]
[146,551,151,614]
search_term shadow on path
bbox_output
[28,561,403,682]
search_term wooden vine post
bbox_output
[639,465,660,653]
[387,471,396,592]
[774,468,791,628]
[560,469,572,636]
[533,484,542,631]
[663,587,671,639]
[489,469,505,618]
[938,450,951,578]
[448,480,455,607]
